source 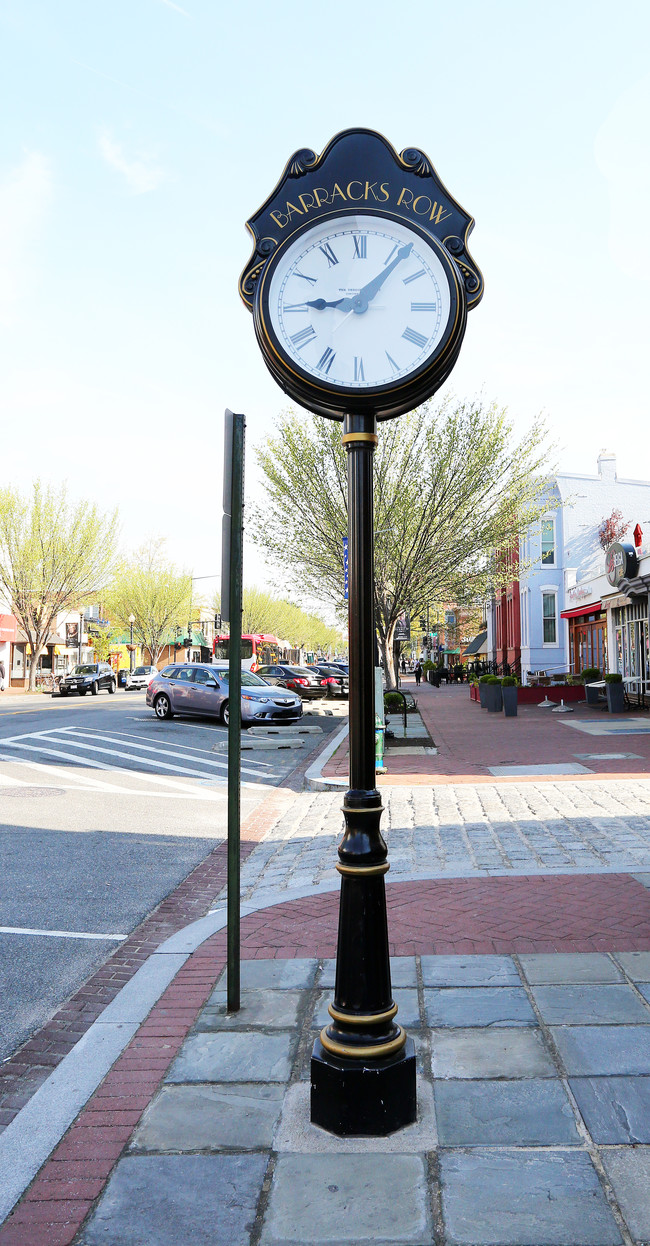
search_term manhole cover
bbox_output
[2,786,66,798]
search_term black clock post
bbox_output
[240,128,482,1135]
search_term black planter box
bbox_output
[479,683,489,708]
[485,684,503,713]
[584,682,602,706]
[606,681,625,713]
[502,686,518,717]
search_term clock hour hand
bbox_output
[305,297,346,311]
[352,241,413,311]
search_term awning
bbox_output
[0,614,17,643]
[463,630,487,656]
[560,602,602,620]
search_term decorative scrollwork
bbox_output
[289,148,318,177]
[240,236,279,300]
[458,262,480,293]
[258,237,277,256]
[444,236,465,256]
[241,261,265,299]
[399,147,434,178]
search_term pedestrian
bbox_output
[414,661,421,687]
[400,655,406,675]
[0,658,5,691]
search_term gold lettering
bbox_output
[413,195,432,215]
[347,180,364,200]
[364,180,378,200]
[429,201,453,224]
[298,192,316,213]
[270,209,289,229]
[378,182,390,202]
[331,182,347,203]
[397,187,414,208]
[285,200,304,221]
[313,187,330,208]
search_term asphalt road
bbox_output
[0,689,342,1059]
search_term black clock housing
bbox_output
[241,129,483,422]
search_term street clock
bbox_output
[240,128,483,421]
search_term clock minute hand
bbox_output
[352,241,413,312]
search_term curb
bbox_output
[304,720,349,789]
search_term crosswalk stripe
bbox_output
[1,739,227,799]
[0,926,127,941]
[62,727,278,780]
[112,728,278,770]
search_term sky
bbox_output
[1,0,649,607]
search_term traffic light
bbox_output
[419,616,427,630]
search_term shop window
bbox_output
[541,519,555,565]
[542,592,557,644]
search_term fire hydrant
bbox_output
[375,714,387,774]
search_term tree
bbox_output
[598,509,629,551]
[0,481,118,690]
[106,540,192,668]
[252,399,554,685]
[213,585,342,655]
[87,624,120,663]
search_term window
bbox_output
[541,519,555,565]
[542,592,557,644]
[521,590,529,646]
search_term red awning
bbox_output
[560,601,602,620]
[0,613,18,643]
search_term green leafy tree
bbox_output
[106,539,192,668]
[213,586,341,656]
[0,481,118,690]
[253,398,554,685]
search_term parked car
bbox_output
[256,664,328,699]
[59,663,116,697]
[307,663,349,698]
[126,665,158,690]
[145,663,303,725]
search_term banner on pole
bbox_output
[343,537,349,601]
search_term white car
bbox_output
[126,665,158,690]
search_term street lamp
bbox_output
[128,615,135,672]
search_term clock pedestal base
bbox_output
[311,1036,416,1137]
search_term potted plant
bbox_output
[581,667,602,706]
[478,674,491,708]
[501,675,518,717]
[605,672,625,714]
[485,675,503,713]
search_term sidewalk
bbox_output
[3,719,650,1242]
[323,677,650,784]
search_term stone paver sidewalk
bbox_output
[71,951,650,1245]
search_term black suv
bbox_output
[60,663,117,697]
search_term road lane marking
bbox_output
[0,926,126,941]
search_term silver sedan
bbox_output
[146,663,303,725]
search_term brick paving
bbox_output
[323,678,650,783]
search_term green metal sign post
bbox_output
[222,408,245,1013]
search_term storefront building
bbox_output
[604,539,650,691]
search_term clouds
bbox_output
[0,151,52,326]
[98,129,164,194]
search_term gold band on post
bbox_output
[341,805,385,816]
[336,862,390,877]
[341,432,378,446]
[328,1002,398,1026]
[319,1026,407,1060]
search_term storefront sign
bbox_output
[605,541,638,587]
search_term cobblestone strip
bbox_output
[0,788,295,1136]
[238,780,650,908]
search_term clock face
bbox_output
[263,214,455,391]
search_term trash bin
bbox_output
[117,668,129,688]
[375,715,387,774]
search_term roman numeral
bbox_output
[290,325,317,348]
[319,242,338,267]
[402,269,426,285]
[293,270,317,285]
[353,357,365,382]
[283,302,308,313]
[317,346,336,374]
[385,351,400,373]
[352,234,367,259]
[384,244,399,265]
[411,302,436,312]
[402,326,428,348]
